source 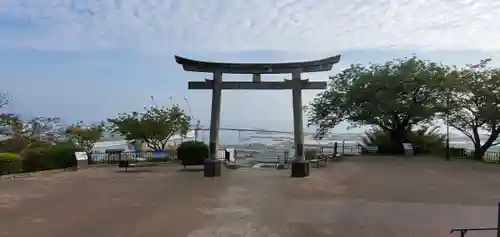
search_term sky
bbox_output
[0,0,500,134]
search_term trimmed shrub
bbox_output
[177,141,209,166]
[20,147,51,172]
[47,142,78,169]
[21,142,79,172]
[0,153,23,175]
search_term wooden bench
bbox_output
[310,157,328,168]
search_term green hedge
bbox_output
[47,142,79,169]
[0,153,23,175]
[177,141,208,166]
[20,147,46,172]
[21,142,79,172]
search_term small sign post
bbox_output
[74,152,89,161]
[402,143,413,157]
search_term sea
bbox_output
[210,130,500,150]
[197,130,500,163]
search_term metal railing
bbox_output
[450,227,498,237]
[88,151,176,165]
[450,202,500,236]
[448,148,500,163]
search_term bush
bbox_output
[47,142,78,169]
[21,142,79,172]
[21,147,51,172]
[362,126,445,155]
[0,153,23,175]
[177,141,208,166]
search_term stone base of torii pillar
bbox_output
[291,160,310,177]
[204,159,222,178]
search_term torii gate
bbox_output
[175,55,341,178]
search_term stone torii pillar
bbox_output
[208,71,222,171]
[174,55,341,178]
[290,71,306,165]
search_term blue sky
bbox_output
[1,0,500,133]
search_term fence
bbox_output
[88,151,176,165]
[449,148,500,163]
[307,144,362,156]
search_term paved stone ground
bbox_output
[1,156,500,237]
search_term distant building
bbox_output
[92,140,135,153]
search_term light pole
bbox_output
[183,96,193,119]
[183,96,200,141]
[445,93,450,161]
[342,139,347,155]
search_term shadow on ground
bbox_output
[177,167,204,172]
[115,169,155,173]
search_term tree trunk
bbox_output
[87,151,94,165]
[473,146,487,160]
[386,128,409,154]
[471,129,500,161]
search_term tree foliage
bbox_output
[65,122,104,153]
[444,59,500,160]
[308,57,450,153]
[107,105,191,151]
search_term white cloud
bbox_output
[0,0,499,53]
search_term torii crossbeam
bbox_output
[175,55,341,178]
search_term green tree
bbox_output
[308,57,450,153]
[444,59,500,160]
[107,105,191,151]
[65,122,104,153]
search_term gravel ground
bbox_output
[1,156,500,237]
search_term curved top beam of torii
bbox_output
[174,55,341,74]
